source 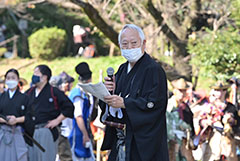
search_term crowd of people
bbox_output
[0,24,239,161]
[166,78,240,161]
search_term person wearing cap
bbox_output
[199,81,239,161]
[102,24,169,161]
[49,72,75,161]
[26,65,74,161]
[166,78,195,161]
[68,62,95,161]
[59,71,75,93]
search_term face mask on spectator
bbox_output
[32,75,40,84]
[5,80,18,89]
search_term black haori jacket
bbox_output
[100,53,169,161]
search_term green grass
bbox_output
[0,55,214,91]
[0,56,126,88]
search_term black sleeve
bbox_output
[124,64,168,131]
[54,87,74,118]
[22,94,35,146]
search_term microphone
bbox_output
[106,67,114,94]
[107,67,114,82]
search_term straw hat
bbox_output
[171,78,192,90]
[211,81,230,90]
[19,78,28,86]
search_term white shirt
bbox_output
[35,88,40,97]
[61,118,73,137]
[8,90,16,99]
[73,93,94,118]
[127,63,132,73]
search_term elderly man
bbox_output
[100,24,169,161]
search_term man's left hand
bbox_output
[104,95,125,108]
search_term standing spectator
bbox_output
[166,78,195,161]
[68,62,95,161]
[0,69,30,161]
[26,65,74,161]
[50,72,75,161]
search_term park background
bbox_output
[0,0,240,91]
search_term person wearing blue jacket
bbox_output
[69,62,95,161]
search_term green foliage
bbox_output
[188,29,240,80]
[26,4,110,56]
[28,27,67,60]
[230,0,240,28]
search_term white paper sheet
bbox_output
[78,82,110,102]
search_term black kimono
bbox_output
[0,89,30,119]
[0,89,32,136]
[26,83,74,140]
[0,89,31,161]
[100,53,169,161]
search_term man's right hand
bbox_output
[104,76,116,93]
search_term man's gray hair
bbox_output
[118,24,145,44]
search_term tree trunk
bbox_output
[145,0,192,81]
[71,0,119,46]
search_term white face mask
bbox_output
[5,80,18,89]
[121,47,143,63]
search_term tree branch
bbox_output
[46,0,81,10]
[182,0,201,31]
[145,0,188,56]
[71,0,119,46]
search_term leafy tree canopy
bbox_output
[188,0,240,80]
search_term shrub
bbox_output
[28,27,67,60]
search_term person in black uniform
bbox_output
[101,24,169,161]
[26,64,74,161]
[0,69,30,161]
